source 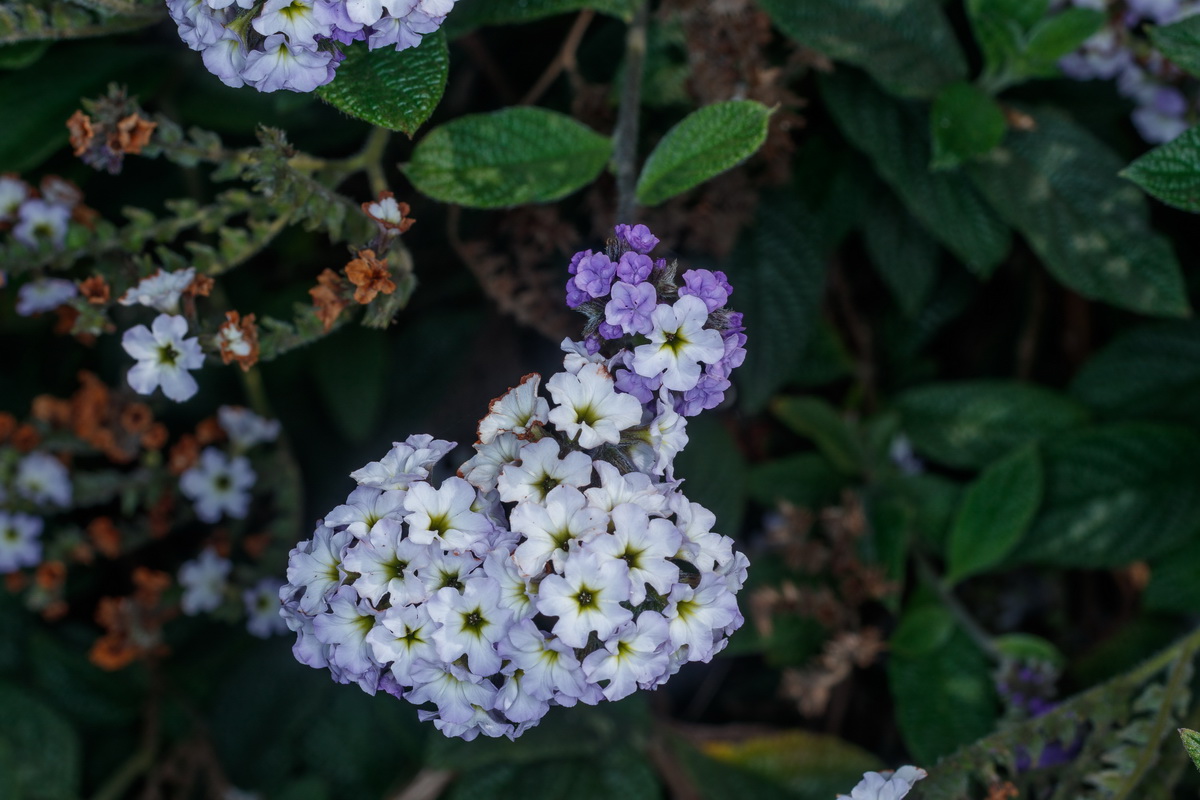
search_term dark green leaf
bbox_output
[992,633,1065,667]
[758,0,966,98]
[447,0,637,31]
[770,396,863,475]
[1144,538,1200,613]
[316,31,448,136]
[0,40,48,69]
[895,380,1089,469]
[673,415,746,537]
[930,81,1006,168]
[0,683,80,800]
[28,632,144,728]
[1122,124,1200,212]
[670,735,797,800]
[820,71,1010,275]
[1020,8,1106,75]
[635,100,771,206]
[861,187,939,316]
[967,0,1048,34]
[947,444,1043,583]
[1070,320,1200,426]
[403,107,611,208]
[746,453,847,511]
[1149,14,1200,78]
[725,190,827,412]
[968,108,1190,317]
[889,604,955,657]
[1012,423,1200,567]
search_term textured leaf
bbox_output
[724,190,827,412]
[1122,124,1200,212]
[316,31,447,136]
[701,731,883,800]
[895,380,1089,469]
[930,81,1006,168]
[447,0,637,31]
[1020,8,1105,74]
[770,396,863,475]
[1012,423,1200,567]
[889,604,955,657]
[635,100,771,205]
[820,71,1010,275]
[758,0,966,98]
[968,108,1190,317]
[861,187,939,316]
[1144,538,1200,613]
[947,444,1043,583]
[0,683,80,800]
[403,107,611,208]
[1180,729,1200,774]
[1070,320,1200,426]
[1148,14,1200,78]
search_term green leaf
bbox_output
[1020,8,1106,75]
[968,0,1048,34]
[1149,14,1200,78]
[895,380,1089,470]
[635,100,771,206]
[930,81,1006,168]
[968,108,1190,317]
[746,453,847,511]
[889,604,955,657]
[1122,124,1200,213]
[447,0,637,31]
[403,107,611,208]
[770,396,863,475]
[1144,538,1200,613]
[819,71,1010,276]
[725,190,827,412]
[669,735,797,800]
[1012,423,1200,567]
[0,683,80,800]
[673,415,746,536]
[701,730,883,800]
[758,0,966,98]
[861,187,939,316]
[946,444,1043,583]
[1180,729,1200,774]
[1070,320,1200,426]
[888,618,997,762]
[316,31,448,136]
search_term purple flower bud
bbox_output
[679,269,730,313]
[598,321,623,340]
[614,223,659,254]
[568,249,592,275]
[566,283,589,309]
[573,252,617,298]
[675,374,730,417]
[616,251,654,284]
[614,366,661,405]
[604,281,657,336]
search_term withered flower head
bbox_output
[67,111,95,157]
[362,191,416,235]
[185,273,214,298]
[309,268,350,332]
[114,113,157,155]
[79,275,111,305]
[217,310,260,372]
[344,249,396,304]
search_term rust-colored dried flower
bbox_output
[217,310,260,371]
[67,110,95,156]
[345,249,396,304]
[114,113,157,154]
[310,268,350,331]
[79,275,111,304]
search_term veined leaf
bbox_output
[930,81,1006,168]
[1149,14,1200,78]
[1122,124,1200,213]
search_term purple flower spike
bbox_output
[680,269,729,313]
[615,223,659,254]
[605,281,657,336]
[573,252,617,298]
[616,251,654,284]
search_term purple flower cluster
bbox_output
[279,228,749,740]
[566,223,746,419]
[1059,0,1199,143]
[168,0,458,92]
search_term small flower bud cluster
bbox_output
[565,223,746,420]
[1059,0,1199,143]
[167,0,458,92]
[281,224,749,740]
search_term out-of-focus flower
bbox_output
[837,766,927,800]
[16,278,78,316]
[180,447,256,523]
[178,547,232,615]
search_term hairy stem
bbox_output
[613,0,649,224]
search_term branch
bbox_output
[613,0,649,224]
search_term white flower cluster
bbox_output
[168,0,457,92]
[281,321,749,739]
[837,766,926,800]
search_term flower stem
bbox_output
[613,0,649,225]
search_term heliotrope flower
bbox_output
[632,295,725,392]
[0,511,43,573]
[545,363,642,449]
[477,374,549,444]
[837,766,927,800]
[178,546,232,614]
[119,268,196,313]
[13,199,70,249]
[179,446,256,523]
[122,314,206,402]
[15,278,78,316]
[218,406,281,450]
[244,577,289,637]
[15,452,72,507]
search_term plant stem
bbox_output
[521,10,595,105]
[613,0,649,224]
[915,554,1002,662]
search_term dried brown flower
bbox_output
[67,110,95,157]
[345,249,396,304]
[79,275,111,304]
[113,113,157,155]
[217,310,260,371]
[310,268,350,331]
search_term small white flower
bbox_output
[458,432,523,494]
[583,460,667,515]
[496,438,593,504]
[0,176,30,223]
[312,585,382,682]
[178,547,232,615]
[342,522,432,605]
[427,576,510,677]
[122,314,205,402]
[663,573,740,662]
[15,452,71,507]
[0,511,43,573]
[119,268,196,313]
[179,446,256,523]
[217,406,281,450]
[350,434,455,490]
[13,199,69,249]
[536,551,632,648]
[244,578,288,637]
[286,523,352,614]
[403,477,492,551]
[511,485,607,576]
[406,661,497,726]
[325,485,407,539]
[546,364,643,449]
[632,295,724,391]
[477,374,549,444]
[366,603,439,685]
[497,618,589,704]
[837,766,927,800]
[587,503,681,605]
[581,611,670,702]
[252,0,325,44]
[16,278,77,316]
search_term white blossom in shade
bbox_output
[244,578,288,637]
[482,550,535,621]
[560,337,606,375]
[286,523,352,614]
[837,766,927,800]
[536,552,633,648]
[646,395,687,475]
[15,452,71,507]
[217,406,281,450]
[404,477,492,551]
[416,549,481,596]
[583,460,667,515]
[178,547,232,615]
[119,268,196,313]
[511,485,607,576]
[252,0,325,43]
[406,661,498,725]
[496,438,593,504]
[290,614,331,670]
[664,574,740,662]
[0,176,29,222]
[670,495,730,569]
[458,432,522,494]
[427,576,510,676]
[201,30,249,88]
[0,512,42,573]
[426,706,513,742]
[343,523,432,605]
[546,363,643,449]
[498,619,590,704]
[582,611,670,701]
[122,313,206,402]
[180,447,256,523]
[242,34,333,93]
[588,503,681,605]
[13,199,69,248]
[494,669,551,724]
[477,374,550,444]
[312,585,382,690]
[632,295,725,391]
[325,485,407,539]
[16,278,77,316]
[367,602,439,685]
[350,434,456,490]
[718,549,750,593]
